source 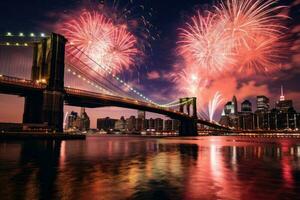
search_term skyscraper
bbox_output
[257,96,270,111]
[275,85,293,112]
[136,110,146,131]
[241,100,252,113]
[232,96,238,114]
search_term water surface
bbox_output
[0,136,300,200]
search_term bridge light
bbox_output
[40,33,45,37]
[19,32,24,37]
[15,43,20,46]
[24,43,28,46]
[30,33,35,37]
[6,32,12,36]
[6,42,10,46]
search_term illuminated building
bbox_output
[256,96,270,111]
[220,96,239,128]
[66,108,90,131]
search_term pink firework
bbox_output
[177,0,288,76]
[178,11,235,76]
[58,11,139,73]
[215,0,288,73]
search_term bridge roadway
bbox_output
[0,75,227,130]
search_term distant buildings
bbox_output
[114,116,126,131]
[96,110,179,133]
[220,86,300,131]
[97,117,117,131]
[66,108,90,131]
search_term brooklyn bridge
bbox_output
[0,33,228,136]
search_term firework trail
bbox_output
[58,11,139,74]
[199,92,223,122]
[208,91,223,122]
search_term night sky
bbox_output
[0,0,299,127]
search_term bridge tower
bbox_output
[23,33,67,131]
[178,97,198,136]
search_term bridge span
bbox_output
[0,33,229,135]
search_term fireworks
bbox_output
[178,11,235,75]
[177,0,288,76]
[199,91,223,122]
[172,68,207,97]
[58,11,139,73]
[207,91,223,122]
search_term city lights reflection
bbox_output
[0,136,300,199]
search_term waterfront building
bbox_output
[115,116,126,131]
[79,108,90,131]
[154,118,164,131]
[164,119,173,131]
[238,112,255,130]
[66,111,78,130]
[148,118,155,129]
[126,116,137,131]
[97,117,117,131]
[136,110,146,131]
[66,108,90,131]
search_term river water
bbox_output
[0,136,300,200]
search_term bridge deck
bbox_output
[0,75,228,129]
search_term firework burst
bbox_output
[178,11,235,75]
[177,0,288,76]
[216,0,288,73]
[172,68,207,97]
[58,11,139,73]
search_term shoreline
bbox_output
[0,132,86,140]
